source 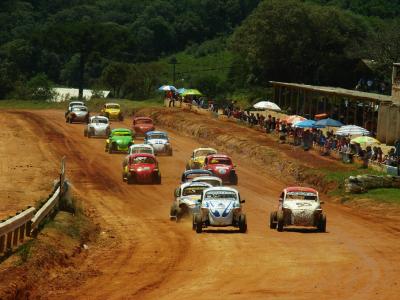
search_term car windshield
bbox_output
[148,134,167,140]
[106,104,120,109]
[186,173,208,180]
[113,131,131,137]
[72,107,87,112]
[131,156,155,164]
[136,119,152,124]
[70,102,83,107]
[195,149,216,157]
[93,118,108,124]
[182,186,207,196]
[209,158,231,165]
[200,179,220,187]
[286,192,317,201]
[204,191,237,200]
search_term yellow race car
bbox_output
[101,103,123,121]
[186,147,218,170]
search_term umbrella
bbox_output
[177,88,186,94]
[350,136,380,147]
[253,101,281,111]
[181,89,202,96]
[284,115,306,124]
[314,118,344,128]
[293,120,317,128]
[158,85,177,92]
[335,125,370,136]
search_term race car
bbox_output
[132,117,155,137]
[84,116,110,138]
[105,128,133,153]
[122,153,161,184]
[101,103,123,121]
[65,101,85,117]
[65,105,89,124]
[186,147,218,170]
[191,176,223,187]
[170,182,212,223]
[203,154,238,185]
[144,131,172,156]
[269,187,326,232]
[193,187,247,233]
[181,169,213,183]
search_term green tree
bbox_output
[101,62,128,97]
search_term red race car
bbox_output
[203,154,238,185]
[132,117,155,137]
[123,153,161,184]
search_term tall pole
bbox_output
[169,57,177,86]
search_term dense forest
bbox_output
[0,0,399,101]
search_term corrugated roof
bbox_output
[270,81,392,103]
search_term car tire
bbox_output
[170,203,178,221]
[84,129,88,137]
[119,114,124,121]
[192,214,196,230]
[277,210,284,232]
[318,214,327,232]
[108,143,114,154]
[230,173,238,185]
[195,214,203,233]
[270,211,277,229]
[168,148,173,156]
[155,175,161,185]
[239,214,247,233]
[89,128,94,138]
[127,174,134,184]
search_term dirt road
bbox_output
[2,109,400,299]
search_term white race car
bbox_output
[191,176,223,187]
[170,182,212,224]
[65,101,85,117]
[144,131,172,156]
[84,116,110,138]
[193,187,247,233]
[270,187,326,232]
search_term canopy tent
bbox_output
[181,89,202,96]
[253,101,281,111]
[350,136,380,147]
[314,118,344,128]
[336,125,370,136]
[284,115,306,124]
[158,85,177,92]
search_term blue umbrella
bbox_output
[315,118,344,128]
[293,120,321,128]
[177,88,186,94]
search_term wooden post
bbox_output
[353,99,358,125]
[323,97,327,114]
[0,235,5,253]
[372,101,376,132]
[296,89,300,115]
[302,90,306,115]
[278,86,282,108]
[308,92,312,119]
[19,224,25,242]
[362,101,366,127]
[6,232,12,251]
[13,228,19,247]
[26,221,32,237]
[338,97,342,121]
[346,98,349,124]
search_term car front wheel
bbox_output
[239,214,247,233]
[270,211,277,229]
[195,214,203,233]
[277,211,284,232]
[318,214,327,232]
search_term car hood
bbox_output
[106,109,120,114]
[135,124,154,130]
[203,199,239,225]
[91,123,109,128]
[111,136,132,144]
[179,195,201,207]
[284,200,320,211]
[147,139,168,145]
[192,156,206,163]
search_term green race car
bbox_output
[105,128,134,154]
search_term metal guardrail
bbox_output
[0,157,66,256]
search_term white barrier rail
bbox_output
[31,186,61,231]
[0,207,36,254]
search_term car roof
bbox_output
[72,105,87,109]
[180,182,213,189]
[146,131,167,135]
[183,169,213,176]
[134,116,152,120]
[112,128,131,132]
[194,147,217,152]
[91,116,108,120]
[285,187,318,193]
[69,101,84,105]
[207,154,230,159]
[192,176,222,182]
[105,103,119,106]
[130,144,152,148]
[203,186,239,194]
[128,153,156,159]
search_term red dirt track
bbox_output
[2,109,400,299]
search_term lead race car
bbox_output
[170,182,212,223]
[193,187,247,233]
[186,147,218,170]
[65,105,89,124]
[144,131,172,156]
[270,187,326,232]
[122,153,161,184]
[65,101,85,117]
[84,116,110,138]
[203,154,238,185]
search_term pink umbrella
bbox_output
[284,115,307,124]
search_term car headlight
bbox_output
[129,168,135,172]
